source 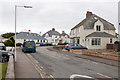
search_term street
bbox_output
[17,47,118,79]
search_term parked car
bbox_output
[40,43,47,46]
[0,43,6,51]
[0,51,13,63]
[22,41,36,53]
[65,43,88,51]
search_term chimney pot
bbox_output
[52,28,55,31]
[86,11,92,18]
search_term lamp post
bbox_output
[15,5,32,61]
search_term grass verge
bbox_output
[0,63,8,80]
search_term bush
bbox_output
[58,43,66,45]
[4,40,13,46]
[16,43,22,46]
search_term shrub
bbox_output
[58,43,66,45]
[4,40,13,46]
[16,43,22,46]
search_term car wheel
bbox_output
[2,55,9,63]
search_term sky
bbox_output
[0,0,119,35]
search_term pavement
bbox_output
[15,48,41,78]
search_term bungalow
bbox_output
[15,31,47,44]
[70,11,117,49]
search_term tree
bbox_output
[4,36,15,47]
[1,32,18,38]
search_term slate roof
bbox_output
[42,30,61,37]
[15,32,46,40]
[71,12,116,30]
[86,32,117,38]
[60,33,70,38]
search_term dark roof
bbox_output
[15,32,46,40]
[71,13,116,30]
[86,32,117,38]
[60,33,70,38]
[42,30,60,37]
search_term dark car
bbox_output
[40,43,47,46]
[0,43,6,51]
[65,43,88,51]
[22,41,36,53]
[0,51,13,63]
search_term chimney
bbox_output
[62,31,65,33]
[86,11,92,18]
[28,30,31,34]
[52,28,55,31]
[39,32,41,36]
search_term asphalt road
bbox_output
[18,47,118,79]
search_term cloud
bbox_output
[0,0,118,35]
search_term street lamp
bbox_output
[15,5,32,61]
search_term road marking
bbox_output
[97,73,111,78]
[92,62,98,64]
[70,74,94,80]
[26,54,55,79]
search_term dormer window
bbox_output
[96,25,101,31]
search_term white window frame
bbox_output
[96,25,101,31]
[92,38,101,46]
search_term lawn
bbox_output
[0,63,8,80]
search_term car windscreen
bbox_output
[25,42,35,46]
[0,43,5,46]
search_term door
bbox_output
[77,39,79,44]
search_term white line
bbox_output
[97,73,111,78]
[70,74,94,80]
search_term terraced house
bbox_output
[70,11,117,49]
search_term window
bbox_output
[37,40,39,42]
[43,40,45,42]
[41,40,42,43]
[96,25,101,31]
[92,38,101,46]
[79,27,80,32]
[110,38,112,43]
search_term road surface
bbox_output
[17,47,118,79]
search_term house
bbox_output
[70,11,117,49]
[15,31,47,44]
[42,28,61,44]
[59,31,70,43]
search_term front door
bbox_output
[77,39,79,44]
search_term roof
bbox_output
[15,32,46,40]
[42,30,61,37]
[0,36,4,39]
[60,32,70,38]
[71,12,116,30]
[86,32,117,38]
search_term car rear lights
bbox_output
[25,46,26,48]
[3,46,6,49]
[35,46,36,48]
[67,46,70,48]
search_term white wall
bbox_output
[86,37,117,49]
[70,20,117,49]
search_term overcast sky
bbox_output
[0,0,119,35]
